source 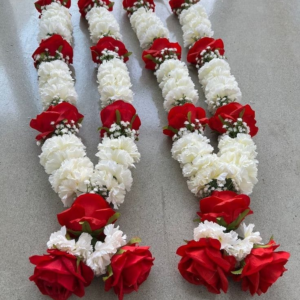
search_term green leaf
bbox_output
[162,125,178,134]
[239,108,246,119]
[187,111,192,123]
[231,268,243,275]
[130,114,137,129]
[218,114,225,124]
[116,248,126,255]
[107,212,120,225]
[227,209,250,230]
[98,126,109,132]
[127,237,142,245]
[76,257,81,270]
[183,239,189,244]
[67,229,82,237]
[216,217,228,228]
[115,110,121,124]
[35,3,42,10]
[57,45,63,53]
[193,217,201,223]
[80,221,92,233]
[143,54,157,62]
[123,52,132,58]
[103,265,113,282]
[108,2,115,9]
[253,243,273,249]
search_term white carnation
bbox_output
[38,3,72,43]
[72,233,93,262]
[194,221,238,250]
[95,160,132,191]
[96,148,135,169]
[179,3,213,47]
[97,59,133,106]
[240,223,262,245]
[130,8,169,48]
[49,157,94,207]
[38,60,73,88]
[226,238,254,261]
[39,80,77,110]
[47,226,75,252]
[40,135,86,174]
[98,136,140,164]
[86,224,126,276]
[155,59,187,84]
[86,6,122,43]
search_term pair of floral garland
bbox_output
[29,1,153,300]
[123,0,290,296]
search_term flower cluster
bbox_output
[177,191,290,295]
[169,0,200,15]
[91,36,131,64]
[30,194,154,300]
[78,0,114,17]
[130,7,169,49]
[170,0,290,295]
[35,0,71,13]
[123,0,155,16]
[38,2,73,43]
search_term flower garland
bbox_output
[29,1,153,300]
[123,0,290,295]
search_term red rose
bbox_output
[237,240,290,295]
[208,102,258,137]
[142,38,181,70]
[90,37,131,64]
[32,34,73,68]
[100,100,141,138]
[78,0,113,17]
[57,193,117,237]
[177,238,236,294]
[163,103,207,137]
[35,0,71,13]
[105,244,154,300]
[30,102,84,141]
[123,0,155,13]
[187,37,225,65]
[29,249,94,300]
[198,191,253,229]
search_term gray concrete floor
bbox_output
[0,0,299,299]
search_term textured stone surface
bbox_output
[0,0,299,299]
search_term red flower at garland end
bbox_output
[29,249,94,300]
[187,37,225,66]
[169,0,200,14]
[177,238,236,294]
[91,37,131,64]
[100,100,141,139]
[35,0,71,13]
[104,244,154,300]
[57,193,117,237]
[30,102,83,141]
[208,102,258,138]
[123,0,155,14]
[163,103,207,138]
[32,34,73,68]
[142,38,181,70]
[78,0,114,17]
[235,240,290,295]
[198,191,253,230]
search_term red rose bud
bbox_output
[198,191,253,230]
[30,102,83,141]
[163,103,207,138]
[142,38,181,70]
[35,0,71,13]
[29,250,94,300]
[104,244,154,300]
[78,0,114,17]
[123,0,155,14]
[100,100,141,140]
[90,37,131,64]
[236,240,290,295]
[169,0,200,15]
[208,102,258,138]
[177,238,236,294]
[57,193,117,237]
[187,37,225,67]
[32,34,73,68]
